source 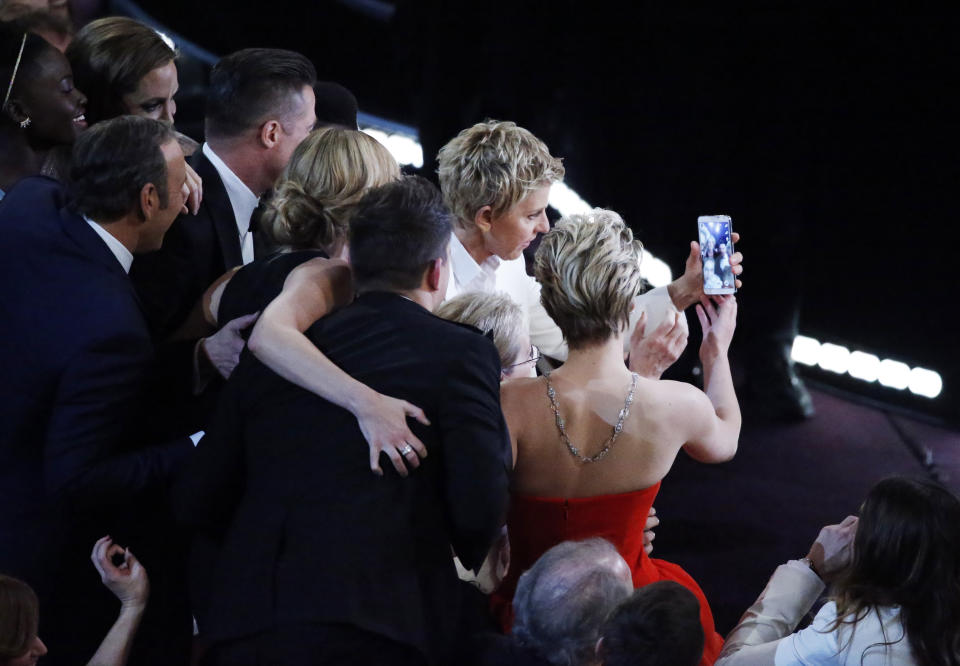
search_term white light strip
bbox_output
[791,334,942,399]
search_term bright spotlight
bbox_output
[791,335,821,367]
[818,342,851,374]
[909,367,943,398]
[878,359,911,390]
[847,351,880,382]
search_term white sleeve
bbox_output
[773,602,842,665]
[716,561,825,666]
[500,260,567,361]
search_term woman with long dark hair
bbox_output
[718,476,960,665]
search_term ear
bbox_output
[473,205,494,234]
[4,98,28,125]
[259,119,282,149]
[138,182,159,221]
[425,256,444,292]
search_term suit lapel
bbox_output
[59,207,129,279]
[191,151,243,269]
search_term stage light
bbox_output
[791,335,821,367]
[790,335,942,399]
[818,342,851,374]
[360,127,424,168]
[847,351,880,382]
[548,182,592,216]
[909,367,943,398]
[878,359,911,390]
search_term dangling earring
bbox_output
[19,117,31,129]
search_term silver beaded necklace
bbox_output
[544,372,639,464]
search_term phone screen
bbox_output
[697,215,736,294]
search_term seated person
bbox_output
[492,209,741,665]
[598,581,705,666]
[469,538,633,666]
[0,537,149,666]
[717,476,960,666]
[435,292,538,382]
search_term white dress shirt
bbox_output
[85,216,133,273]
[202,143,258,265]
[446,233,684,361]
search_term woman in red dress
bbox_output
[492,209,741,666]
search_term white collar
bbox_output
[84,216,133,273]
[449,232,500,287]
[202,142,259,235]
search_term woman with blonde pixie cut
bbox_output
[208,126,400,325]
[490,209,742,666]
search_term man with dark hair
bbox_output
[175,176,511,665]
[0,115,194,665]
[132,46,317,340]
[598,581,705,666]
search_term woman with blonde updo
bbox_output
[490,209,742,666]
[208,125,400,325]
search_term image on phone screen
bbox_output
[697,215,736,295]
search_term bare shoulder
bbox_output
[501,376,547,426]
[636,378,713,423]
[285,256,350,287]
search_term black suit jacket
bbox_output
[0,177,193,664]
[130,148,268,338]
[174,292,512,663]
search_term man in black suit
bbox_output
[131,47,317,340]
[175,177,512,665]
[0,117,195,665]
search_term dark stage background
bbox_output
[142,0,957,421]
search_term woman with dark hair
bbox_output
[66,17,178,128]
[0,575,46,665]
[0,20,86,198]
[0,537,149,666]
[718,476,960,665]
[65,16,202,209]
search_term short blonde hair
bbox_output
[435,292,527,369]
[262,127,400,251]
[437,120,564,230]
[535,209,644,349]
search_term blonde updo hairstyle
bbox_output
[262,126,400,252]
[535,209,644,349]
[437,119,564,231]
[435,292,527,370]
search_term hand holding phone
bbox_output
[697,215,736,295]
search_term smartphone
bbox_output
[697,215,736,295]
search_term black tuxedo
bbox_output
[0,177,193,665]
[174,292,512,664]
[130,148,268,339]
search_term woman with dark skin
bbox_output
[0,21,85,198]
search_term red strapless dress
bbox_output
[490,482,723,666]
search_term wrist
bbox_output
[667,279,697,311]
[119,601,147,615]
[344,382,377,415]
